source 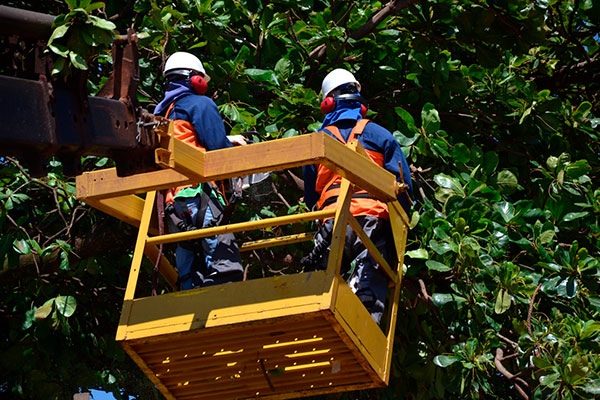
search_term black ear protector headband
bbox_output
[320,94,367,117]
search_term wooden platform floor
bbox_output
[124,311,382,400]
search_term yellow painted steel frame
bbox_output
[77,126,410,399]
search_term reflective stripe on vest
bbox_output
[315,120,389,218]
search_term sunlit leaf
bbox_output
[55,295,77,317]
[34,298,55,320]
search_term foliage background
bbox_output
[1,0,599,399]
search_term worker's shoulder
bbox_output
[364,120,392,136]
[175,94,218,110]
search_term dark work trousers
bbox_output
[169,196,243,290]
[310,216,396,324]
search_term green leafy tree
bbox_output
[1,0,599,399]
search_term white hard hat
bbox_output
[321,68,361,100]
[163,51,208,79]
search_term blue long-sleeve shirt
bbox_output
[167,95,232,151]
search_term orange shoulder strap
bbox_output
[349,119,369,141]
[322,125,345,143]
[322,119,370,144]
[165,102,176,119]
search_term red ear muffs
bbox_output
[190,75,207,95]
[320,94,368,117]
[320,97,336,114]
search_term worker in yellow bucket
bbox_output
[154,52,246,290]
[302,68,413,324]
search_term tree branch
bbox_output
[350,0,419,40]
[309,0,420,62]
[527,282,543,337]
[495,348,529,400]
[535,57,600,90]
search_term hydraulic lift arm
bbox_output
[0,5,158,177]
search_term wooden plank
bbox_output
[322,134,397,203]
[147,341,352,377]
[121,342,176,400]
[140,328,340,366]
[120,271,333,340]
[198,133,326,181]
[76,133,397,204]
[146,209,335,246]
[76,167,191,200]
[171,368,372,400]
[331,279,388,380]
[388,198,411,227]
[239,232,314,252]
[133,315,332,358]
[326,178,353,278]
[383,200,410,383]
[159,349,357,387]
[84,195,144,227]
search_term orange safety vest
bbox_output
[164,102,212,205]
[315,119,389,219]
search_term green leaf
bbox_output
[421,103,440,134]
[274,58,292,81]
[69,51,88,70]
[409,211,420,229]
[433,355,458,367]
[580,321,600,340]
[563,212,588,222]
[55,295,77,317]
[574,101,592,116]
[494,289,511,314]
[429,240,456,255]
[452,143,470,163]
[564,160,591,179]
[22,309,36,330]
[35,298,55,320]
[434,173,460,190]
[433,293,467,306]
[482,152,499,175]
[244,68,279,86]
[532,356,552,369]
[59,250,70,270]
[13,239,31,255]
[405,248,429,259]
[395,107,417,131]
[89,15,116,31]
[589,296,600,312]
[557,277,577,298]
[496,170,518,195]
[51,56,67,76]
[48,42,69,57]
[582,379,600,395]
[426,260,451,272]
[539,230,555,245]
[494,202,515,223]
[48,24,69,44]
[85,2,105,12]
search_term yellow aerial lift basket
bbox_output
[76,125,409,400]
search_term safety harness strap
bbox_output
[317,120,373,210]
